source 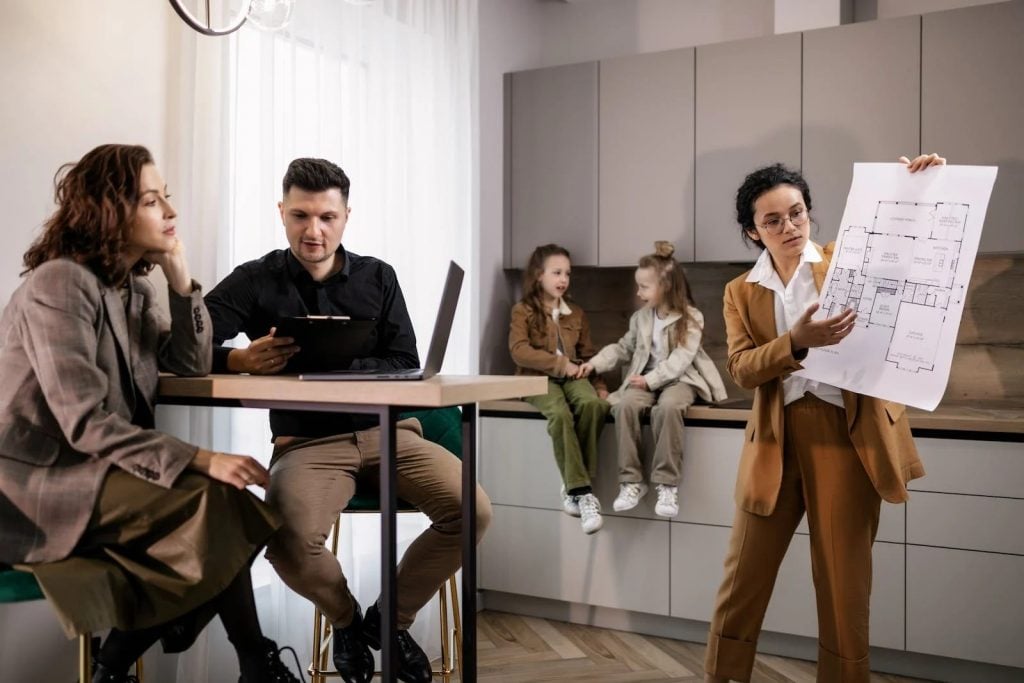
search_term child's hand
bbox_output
[565,361,581,379]
[578,362,595,378]
[627,375,649,390]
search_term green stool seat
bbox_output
[0,567,45,603]
[346,407,464,512]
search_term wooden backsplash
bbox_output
[492,254,1024,408]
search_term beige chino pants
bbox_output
[265,419,492,629]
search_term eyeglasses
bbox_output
[756,208,809,235]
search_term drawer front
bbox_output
[670,523,732,622]
[480,417,564,510]
[676,428,744,527]
[907,545,1024,668]
[908,491,1024,555]
[670,523,905,650]
[909,437,1024,498]
[480,504,671,615]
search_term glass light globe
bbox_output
[248,0,294,31]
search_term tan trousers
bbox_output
[705,395,882,683]
[610,382,696,486]
[265,419,492,630]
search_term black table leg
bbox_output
[379,405,398,681]
[460,402,478,679]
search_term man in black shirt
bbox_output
[205,158,492,683]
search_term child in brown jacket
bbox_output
[509,244,610,534]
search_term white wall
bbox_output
[0,3,181,680]
[0,1,184,309]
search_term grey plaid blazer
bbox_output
[0,258,211,563]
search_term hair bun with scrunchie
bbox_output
[653,240,675,258]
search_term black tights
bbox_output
[97,566,266,674]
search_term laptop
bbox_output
[299,260,464,381]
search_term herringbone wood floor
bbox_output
[469,610,931,683]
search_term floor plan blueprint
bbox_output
[797,164,998,410]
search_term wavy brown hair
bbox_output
[22,144,156,286]
[637,240,698,347]
[520,243,572,338]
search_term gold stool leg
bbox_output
[319,620,332,680]
[448,575,463,682]
[310,604,322,683]
[79,633,92,683]
[134,655,145,682]
[309,516,342,683]
[438,582,452,682]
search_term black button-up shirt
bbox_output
[205,247,419,437]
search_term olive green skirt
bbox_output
[26,469,280,640]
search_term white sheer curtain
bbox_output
[167,1,477,680]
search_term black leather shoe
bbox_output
[238,637,303,683]
[332,603,375,683]
[361,602,432,683]
[91,661,138,683]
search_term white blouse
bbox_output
[745,242,845,408]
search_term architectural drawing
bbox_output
[820,201,969,373]
[797,163,998,410]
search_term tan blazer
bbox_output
[0,259,211,563]
[725,242,925,516]
[509,299,598,378]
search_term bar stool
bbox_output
[307,507,462,683]
[0,565,145,682]
[306,407,465,683]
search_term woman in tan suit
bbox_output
[703,154,944,683]
[0,145,299,683]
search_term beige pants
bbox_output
[610,382,696,486]
[265,419,492,630]
[705,395,882,683]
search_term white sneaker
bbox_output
[655,484,679,518]
[613,482,648,512]
[560,486,581,517]
[577,493,603,534]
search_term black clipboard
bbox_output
[273,316,377,373]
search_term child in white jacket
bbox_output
[580,241,727,517]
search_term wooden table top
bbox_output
[158,374,549,408]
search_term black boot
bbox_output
[238,637,303,683]
[91,660,139,683]
[361,602,432,683]
[332,603,374,683]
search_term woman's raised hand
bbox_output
[145,238,194,297]
[790,303,857,351]
[898,153,946,173]
[189,448,270,490]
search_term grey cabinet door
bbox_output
[599,49,695,266]
[922,1,1024,254]
[695,33,802,262]
[907,545,1024,668]
[509,62,599,267]
[803,16,921,246]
